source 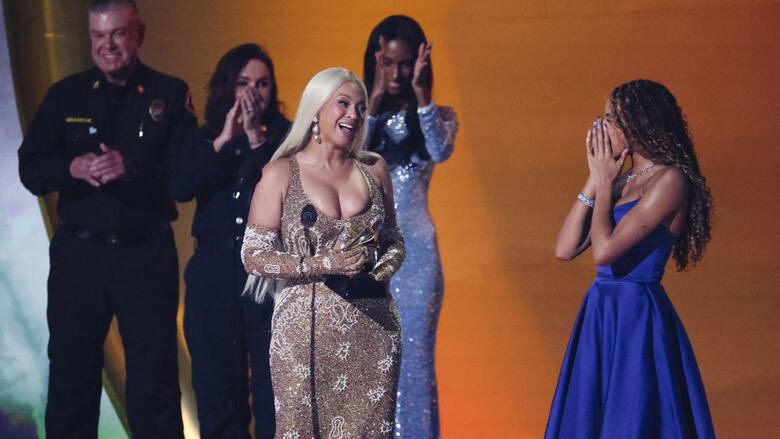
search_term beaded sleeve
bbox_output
[369,210,405,282]
[241,224,331,281]
[417,103,458,163]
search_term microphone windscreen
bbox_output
[301,204,317,228]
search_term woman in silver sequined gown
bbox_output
[363,16,458,438]
[241,68,406,438]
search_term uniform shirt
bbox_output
[170,115,290,240]
[18,63,197,233]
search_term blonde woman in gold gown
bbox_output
[241,67,405,438]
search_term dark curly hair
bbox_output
[363,15,431,157]
[203,43,282,135]
[610,79,713,270]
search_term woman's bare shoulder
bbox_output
[641,166,688,207]
[262,158,292,180]
[257,158,293,194]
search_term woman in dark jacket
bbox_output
[170,43,290,439]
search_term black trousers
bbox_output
[45,227,183,438]
[183,240,275,439]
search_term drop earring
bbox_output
[312,116,321,144]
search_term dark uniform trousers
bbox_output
[18,63,196,438]
[47,227,180,438]
[183,241,274,439]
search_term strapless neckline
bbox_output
[613,197,676,240]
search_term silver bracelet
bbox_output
[577,192,595,207]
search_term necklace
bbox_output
[626,163,657,183]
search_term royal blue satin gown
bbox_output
[545,199,716,439]
[366,103,457,438]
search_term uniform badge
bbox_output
[92,80,100,90]
[149,99,166,122]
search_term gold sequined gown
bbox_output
[242,155,404,438]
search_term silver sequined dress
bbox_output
[241,155,405,438]
[365,103,458,438]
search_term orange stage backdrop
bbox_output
[133,1,780,437]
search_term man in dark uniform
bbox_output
[17,1,196,437]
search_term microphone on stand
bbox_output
[300,202,321,431]
[300,204,318,256]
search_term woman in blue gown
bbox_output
[547,79,716,438]
[363,15,458,439]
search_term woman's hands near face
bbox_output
[240,87,263,132]
[240,87,266,147]
[587,118,628,187]
[369,37,433,112]
[214,88,266,152]
[213,99,243,152]
[412,42,432,96]
[367,36,388,115]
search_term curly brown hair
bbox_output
[610,79,713,270]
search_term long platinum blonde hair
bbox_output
[271,67,376,161]
[244,67,377,303]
